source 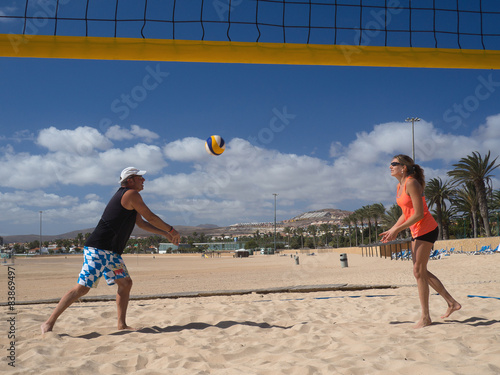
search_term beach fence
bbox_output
[360,239,412,260]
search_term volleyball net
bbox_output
[1,0,499,68]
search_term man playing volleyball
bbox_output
[41,167,180,333]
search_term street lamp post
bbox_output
[405,117,420,162]
[273,193,278,253]
[39,211,43,255]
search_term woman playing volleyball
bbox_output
[380,155,461,328]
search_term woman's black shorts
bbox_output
[412,226,439,244]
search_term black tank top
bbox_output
[84,187,137,254]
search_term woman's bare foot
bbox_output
[40,322,53,334]
[413,317,432,329]
[441,302,462,319]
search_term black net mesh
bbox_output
[1,0,499,50]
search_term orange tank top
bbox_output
[396,176,437,238]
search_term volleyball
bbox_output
[205,135,225,156]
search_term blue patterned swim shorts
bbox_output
[78,246,130,288]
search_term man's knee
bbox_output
[117,277,133,291]
[73,284,91,297]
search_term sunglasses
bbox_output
[390,162,401,166]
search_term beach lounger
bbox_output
[473,245,491,255]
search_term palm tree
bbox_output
[492,189,500,209]
[439,206,457,240]
[348,213,359,246]
[425,177,455,240]
[307,225,318,249]
[342,217,352,247]
[370,203,386,241]
[283,226,292,248]
[319,223,331,247]
[448,151,499,237]
[490,190,500,236]
[381,204,404,238]
[295,227,304,249]
[75,233,84,247]
[362,205,374,243]
[354,208,366,244]
[331,224,340,248]
[452,181,479,238]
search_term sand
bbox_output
[1,251,500,374]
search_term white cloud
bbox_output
[163,137,208,162]
[10,130,35,142]
[105,125,134,141]
[329,141,345,157]
[0,127,167,190]
[85,193,101,201]
[0,190,78,208]
[342,118,498,164]
[1,118,499,234]
[130,125,159,141]
[0,190,100,234]
[98,143,166,181]
[151,138,365,213]
[472,114,500,154]
[44,200,106,229]
[105,125,159,142]
[37,126,113,154]
[146,119,500,226]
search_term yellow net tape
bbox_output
[2,34,499,69]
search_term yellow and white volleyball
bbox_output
[205,135,226,156]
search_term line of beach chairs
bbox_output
[391,244,500,261]
[433,244,499,256]
[467,244,500,256]
[391,250,412,261]
[391,248,449,261]
[426,248,454,260]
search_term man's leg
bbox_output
[115,277,133,330]
[41,284,90,333]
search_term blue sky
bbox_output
[1,1,500,236]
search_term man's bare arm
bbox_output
[135,215,180,245]
[123,190,180,245]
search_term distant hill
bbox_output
[2,224,223,244]
[195,224,219,229]
[2,228,95,245]
[284,208,352,227]
[131,224,223,239]
[1,209,353,244]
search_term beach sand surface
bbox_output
[1,252,500,374]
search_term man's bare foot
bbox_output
[413,317,432,329]
[118,325,136,331]
[441,302,462,319]
[41,322,53,334]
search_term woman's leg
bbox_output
[412,239,434,328]
[412,240,461,328]
[426,272,461,319]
